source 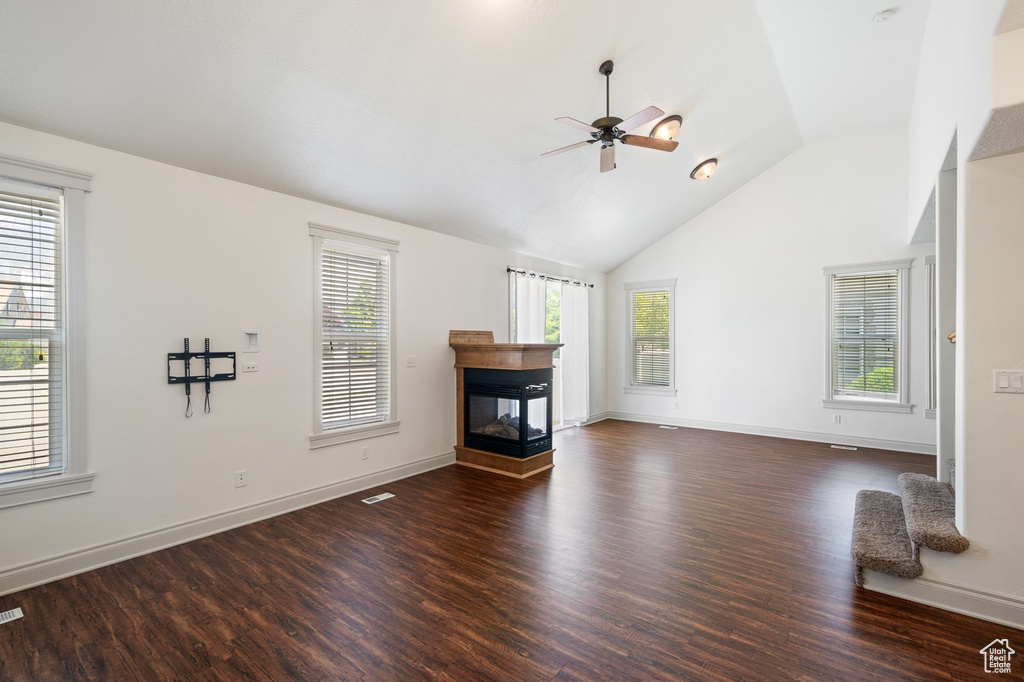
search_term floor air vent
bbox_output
[831,444,858,451]
[361,492,395,505]
[0,608,23,625]
[658,425,679,430]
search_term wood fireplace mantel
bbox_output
[449,330,562,478]
[449,330,561,371]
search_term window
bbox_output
[623,279,676,396]
[309,223,399,448]
[0,155,92,508]
[823,261,912,413]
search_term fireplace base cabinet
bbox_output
[450,330,562,478]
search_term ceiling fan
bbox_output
[542,60,678,173]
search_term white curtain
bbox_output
[560,283,590,425]
[512,272,546,343]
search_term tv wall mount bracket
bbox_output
[167,338,236,417]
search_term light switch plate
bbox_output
[993,370,1024,394]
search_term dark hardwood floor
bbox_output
[1,420,1019,680]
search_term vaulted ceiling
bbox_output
[0,0,930,271]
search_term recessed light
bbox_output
[874,7,900,22]
[690,158,717,180]
[650,115,682,141]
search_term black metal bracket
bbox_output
[167,338,236,417]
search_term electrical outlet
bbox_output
[833,414,842,424]
[235,470,247,488]
[593,398,599,407]
[406,355,417,368]
[673,401,680,410]
[361,446,369,460]
[243,362,259,373]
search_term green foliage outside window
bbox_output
[633,291,670,337]
[545,285,561,356]
[845,366,895,394]
[0,339,46,371]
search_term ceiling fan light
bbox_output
[690,158,717,180]
[650,115,682,141]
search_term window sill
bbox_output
[822,399,913,414]
[624,385,678,397]
[309,420,401,449]
[0,472,95,510]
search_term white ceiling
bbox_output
[755,0,931,144]
[0,1,929,271]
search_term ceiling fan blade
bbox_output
[555,117,599,133]
[541,140,594,157]
[620,135,679,152]
[600,144,616,173]
[616,106,665,133]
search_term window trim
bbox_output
[0,154,93,507]
[623,279,677,397]
[822,259,912,413]
[925,255,937,419]
[308,222,399,449]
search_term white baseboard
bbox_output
[865,571,1024,630]
[603,411,936,455]
[0,451,455,597]
[582,411,609,426]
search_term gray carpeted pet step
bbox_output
[898,473,969,554]
[852,490,923,586]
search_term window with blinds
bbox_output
[628,286,673,389]
[319,241,392,431]
[0,182,65,484]
[829,270,900,401]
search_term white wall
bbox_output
[907,0,1006,239]
[0,121,606,581]
[606,127,936,452]
[920,152,1024,604]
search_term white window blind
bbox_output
[830,271,900,401]
[320,242,391,431]
[629,288,672,388]
[0,182,65,483]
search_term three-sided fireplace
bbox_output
[450,330,561,478]
[464,367,553,459]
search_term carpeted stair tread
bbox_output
[897,473,969,554]
[851,490,922,586]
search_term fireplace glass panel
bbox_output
[526,396,548,440]
[468,396,520,440]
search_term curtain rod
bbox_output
[507,267,595,289]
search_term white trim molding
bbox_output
[865,571,1024,630]
[0,451,454,597]
[309,224,399,448]
[821,259,914,276]
[623,385,678,397]
[0,154,92,192]
[822,398,914,414]
[823,259,913,414]
[925,255,938,419]
[0,159,92,507]
[308,222,400,252]
[309,420,401,449]
[623,278,677,397]
[603,411,936,455]
[0,473,95,510]
[582,411,609,426]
